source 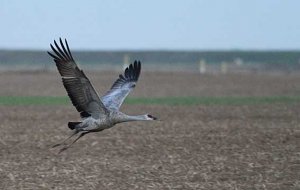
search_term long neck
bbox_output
[115,113,148,123]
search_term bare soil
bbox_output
[0,71,299,189]
[1,71,300,97]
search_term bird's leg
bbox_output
[68,131,89,147]
[52,130,79,148]
[58,131,90,153]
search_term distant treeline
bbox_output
[0,50,300,66]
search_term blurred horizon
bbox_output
[1,49,300,73]
[2,47,300,51]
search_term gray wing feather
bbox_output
[102,61,141,110]
[48,38,108,119]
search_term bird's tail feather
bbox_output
[68,122,82,130]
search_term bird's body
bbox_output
[74,116,111,132]
[72,112,152,132]
[48,38,157,153]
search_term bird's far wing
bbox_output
[48,38,108,119]
[101,61,141,110]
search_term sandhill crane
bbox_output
[48,38,157,153]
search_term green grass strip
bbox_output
[1,96,300,106]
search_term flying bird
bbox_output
[48,38,157,153]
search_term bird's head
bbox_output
[146,114,158,120]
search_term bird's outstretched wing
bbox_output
[102,61,141,110]
[48,38,108,119]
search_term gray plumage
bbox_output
[48,38,157,153]
[102,62,141,111]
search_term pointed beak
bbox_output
[148,114,158,120]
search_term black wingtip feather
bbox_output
[47,51,59,60]
[106,60,142,92]
[59,38,71,60]
[65,38,74,60]
[124,60,141,82]
[48,38,74,62]
[132,60,141,81]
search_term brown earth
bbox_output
[1,71,300,97]
[0,71,299,189]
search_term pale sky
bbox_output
[1,0,300,50]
